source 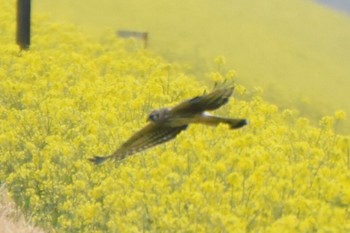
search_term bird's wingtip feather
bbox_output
[88,156,108,165]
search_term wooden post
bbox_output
[17,0,31,50]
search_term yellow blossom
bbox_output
[334,110,346,120]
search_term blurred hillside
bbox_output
[35,0,350,132]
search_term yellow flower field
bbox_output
[1,0,350,232]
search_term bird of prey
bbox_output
[89,83,247,164]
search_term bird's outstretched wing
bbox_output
[170,84,235,115]
[89,123,188,164]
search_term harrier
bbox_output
[89,83,247,164]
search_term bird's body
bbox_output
[89,83,247,164]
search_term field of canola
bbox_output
[1,0,350,232]
[35,0,350,132]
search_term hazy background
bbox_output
[33,0,350,133]
[317,0,350,14]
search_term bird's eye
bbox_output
[148,113,156,121]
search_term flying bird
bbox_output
[89,83,247,164]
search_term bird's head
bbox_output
[147,108,170,122]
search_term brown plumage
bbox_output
[89,83,247,164]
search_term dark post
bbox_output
[17,0,31,50]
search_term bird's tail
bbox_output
[225,118,248,129]
[88,155,112,165]
[197,115,248,129]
